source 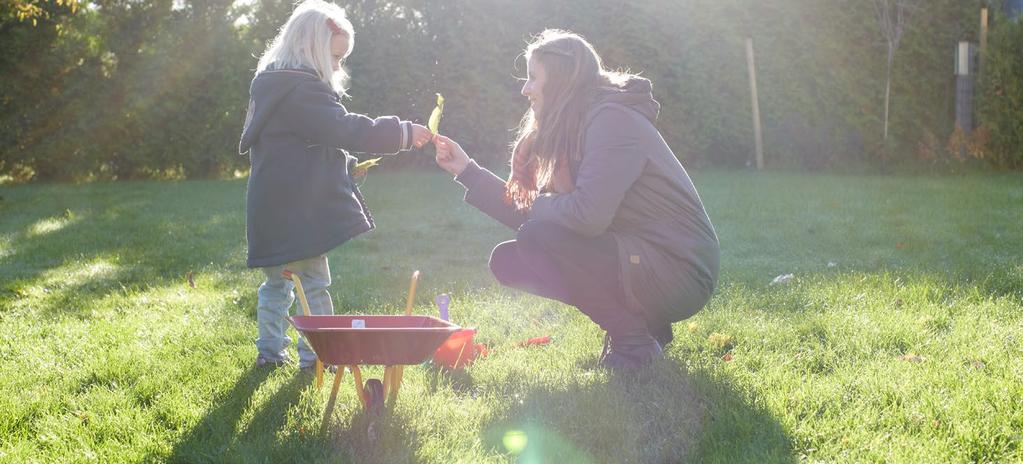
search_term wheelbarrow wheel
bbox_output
[364,379,385,414]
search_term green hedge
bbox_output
[977,15,1023,169]
[1,0,1019,181]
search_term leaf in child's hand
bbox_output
[353,157,381,177]
[355,157,381,170]
[428,93,444,134]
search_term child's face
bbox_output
[521,56,547,115]
[330,33,350,71]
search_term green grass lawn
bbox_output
[1,169,1021,463]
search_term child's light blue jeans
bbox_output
[256,255,333,368]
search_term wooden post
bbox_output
[955,41,975,146]
[745,38,764,170]
[979,8,989,73]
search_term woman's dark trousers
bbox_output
[488,220,651,337]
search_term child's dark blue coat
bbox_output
[239,68,412,268]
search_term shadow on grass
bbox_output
[160,368,347,463]
[160,366,274,463]
[159,366,426,464]
[478,362,796,463]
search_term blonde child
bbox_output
[239,0,432,369]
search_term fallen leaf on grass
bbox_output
[896,242,907,249]
[722,353,733,362]
[186,271,196,288]
[969,360,985,370]
[687,321,700,333]
[900,353,926,363]
[516,336,551,347]
[708,332,734,351]
[771,274,794,285]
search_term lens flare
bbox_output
[502,429,528,455]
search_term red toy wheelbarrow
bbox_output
[284,270,460,420]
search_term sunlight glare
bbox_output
[502,429,528,455]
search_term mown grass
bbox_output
[0,169,1021,463]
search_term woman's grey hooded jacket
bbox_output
[454,78,720,327]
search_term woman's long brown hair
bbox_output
[506,29,631,211]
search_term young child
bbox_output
[238,0,432,370]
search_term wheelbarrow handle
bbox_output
[282,269,323,389]
[404,270,419,317]
[281,270,313,317]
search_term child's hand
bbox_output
[433,134,470,176]
[411,123,432,149]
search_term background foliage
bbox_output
[1,0,1020,181]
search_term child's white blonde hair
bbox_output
[256,0,355,94]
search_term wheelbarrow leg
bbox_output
[391,366,404,402]
[382,366,393,400]
[321,367,345,431]
[350,365,368,408]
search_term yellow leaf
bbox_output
[354,157,381,170]
[900,353,925,363]
[428,93,444,134]
[707,332,734,351]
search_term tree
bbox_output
[873,0,919,142]
[1,0,78,24]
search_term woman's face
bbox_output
[521,55,547,115]
[330,33,350,71]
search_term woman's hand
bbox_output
[433,134,471,176]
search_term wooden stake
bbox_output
[979,8,989,73]
[745,38,765,170]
